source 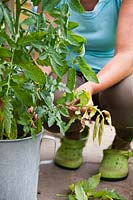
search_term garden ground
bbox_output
[37,123,133,200]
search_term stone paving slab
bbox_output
[38,123,133,200]
[37,162,133,200]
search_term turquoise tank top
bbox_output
[65,0,122,73]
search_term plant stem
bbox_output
[6,50,15,96]
[21,7,38,15]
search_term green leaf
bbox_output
[86,173,101,191]
[66,68,76,102]
[59,107,69,117]
[23,64,46,84]
[65,116,77,132]
[3,97,13,137]
[75,184,88,200]
[93,115,100,141]
[0,6,4,23]
[48,8,61,18]
[68,21,79,30]
[77,173,101,195]
[93,189,125,200]
[0,47,12,58]
[67,68,76,91]
[42,0,61,11]
[56,120,66,135]
[68,194,77,200]
[98,117,104,145]
[67,33,86,46]
[49,56,64,78]
[13,49,32,65]
[48,116,55,127]
[10,119,17,140]
[0,31,16,47]
[76,56,99,83]
[69,0,84,13]
[31,0,41,6]
[77,90,90,106]
[2,4,14,35]
[50,50,64,66]
[62,3,69,16]
[18,32,46,46]
[13,87,33,107]
[104,190,125,200]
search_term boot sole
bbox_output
[100,174,128,182]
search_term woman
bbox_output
[69,0,133,144]
[39,0,133,180]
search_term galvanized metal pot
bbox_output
[0,131,56,200]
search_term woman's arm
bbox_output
[77,0,133,95]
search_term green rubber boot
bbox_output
[99,149,133,181]
[54,128,89,169]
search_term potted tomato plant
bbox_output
[0,0,110,199]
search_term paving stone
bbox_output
[38,124,133,200]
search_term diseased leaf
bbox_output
[98,118,104,145]
[102,110,112,128]
[89,107,97,119]
[93,115,100,141]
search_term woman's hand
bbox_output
[66,85,94,117]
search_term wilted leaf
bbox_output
[93,115,100,141]
[98,118,104,145]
